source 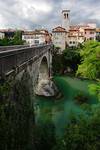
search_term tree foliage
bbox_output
[0,72,35,150]
[0,72,56,150]
[76,40,100,100]
[52,46,64,75]
[13,31,24,45]
[53,105,100,150]
[52,46,81,75]
[76,41,100,79]
[88,82,100,101]
[62,47,81,72]
[0,31,24,46]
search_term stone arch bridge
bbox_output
[0,44,53,93]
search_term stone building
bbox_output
[83,26,96,41]
[62,10,70,31]
[52,26,67,52]
[22,29,51,45]
[52,9,96,51]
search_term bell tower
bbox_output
[62,10,70,31]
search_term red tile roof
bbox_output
[96,28,100,32]
[69,26,79,31]
[23,29,50,35]
[52,26,66,32]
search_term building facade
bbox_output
[22,29,51,45]
[62,10,70,31]
[52,9,97,51]
[0,32,5,39]
[52,26,67,51]
[84,27,96,41]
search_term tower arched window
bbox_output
[64,13,67,19]
[67,13,68,18]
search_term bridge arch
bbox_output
[34,55,50,95]
[38,56,49,81]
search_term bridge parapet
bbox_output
[0,45,29,52]
[0,44,52,76]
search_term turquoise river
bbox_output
[34,76,98,136]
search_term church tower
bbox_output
[62,10,70,31]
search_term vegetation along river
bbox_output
[34,76,98,136]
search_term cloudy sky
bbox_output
[0,0,100,30]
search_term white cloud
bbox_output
[0,0,100,29]
[61,0,76,9]
[0,0,53,29]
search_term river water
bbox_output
[34,76,98,136]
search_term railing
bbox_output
[0,45,29,52]
[0,44,52,76]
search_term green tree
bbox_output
[12,30,24,45]
[0,31,24,46]
[0,72,56,150]
[62,47,81,73]
[52,46,81,75]
[0,37,10,46]
[52,46,64,75]
[88,82,100,101]
[76,40,100,100]
[0,72,35,150]
[54,106,100,150]
[33,122,56,150]
[76,41,100,79]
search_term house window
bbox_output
[35,36,39,39]
[69,41,72,44]
[73,41,75,44]
[27,36,30,39]
[35,40,39,44]
[90,32,94,34]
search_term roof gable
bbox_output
[52,26,66,32]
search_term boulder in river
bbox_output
[35,79,59,97]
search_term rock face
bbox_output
[35,79,59,97]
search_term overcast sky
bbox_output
[0,0,100,30]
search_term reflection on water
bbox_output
[34,76,98,136]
